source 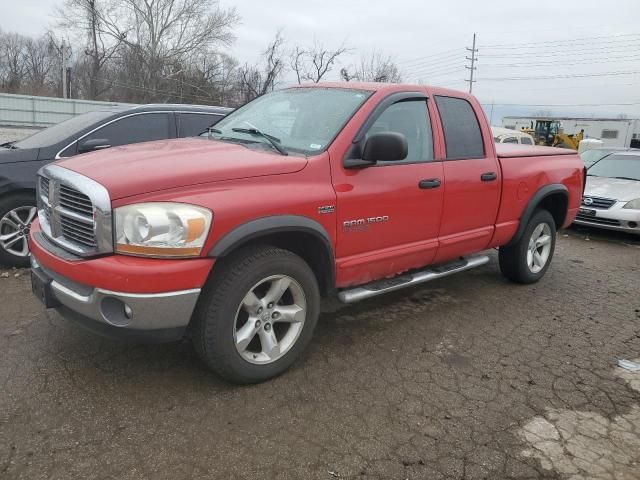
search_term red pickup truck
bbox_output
[29,83,584,383]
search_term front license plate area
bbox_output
[579,208,597,217]
[31,268,61,308]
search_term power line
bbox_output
[396,47,465,66]
[481,32,640,49]
[480,43,640,58]
[481,54,640,68]
[477,70,640,81]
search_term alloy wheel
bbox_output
[233,274,307,365]
[0,206,37,258]
[527,222,552,274]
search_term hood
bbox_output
[0,146,40,164]
[585,175,640,202]
[57,137,308,200]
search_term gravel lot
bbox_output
[1,226,639,479]
[0,127,41,144]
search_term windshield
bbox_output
[587,154,640,181]
[14,110,117,149]
[205,87,372,155]
[580,149,618,167]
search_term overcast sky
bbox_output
[2,0,640,120]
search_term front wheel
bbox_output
[0,194,37,268]
[499,209,556,284]
[192,245,320,384]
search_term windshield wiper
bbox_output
[231,123,288,156]
[613,176,639,181]
[0,142,17,149]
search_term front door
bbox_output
[331,96,444,287]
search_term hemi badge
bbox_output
[318,205,335,214]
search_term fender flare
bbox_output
[505,183,569,247]
[208,215,335,287]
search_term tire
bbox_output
[192,245,320,384]
[0,193,37,268]
[499,209,557,284]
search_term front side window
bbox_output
[520,137,533,145]
[435,96,485,159]
[206,87,371,155]
[503,137,518,144]
[84,113,171,147]
[364,100,434,163]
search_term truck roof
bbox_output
[294,82,472,99]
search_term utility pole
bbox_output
[61,40,68,99]
[465,33,478,94]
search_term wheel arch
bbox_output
[506,184,568,247]
[208,215,335,296]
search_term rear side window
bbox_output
[503,137,518,144]
[435,96,485,159]
[178,113,224,137]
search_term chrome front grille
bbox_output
[37,165,113,257]
[59,185,93,216]
[581,196,616,209]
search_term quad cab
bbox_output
[29,83,584,383]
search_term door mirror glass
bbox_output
[78,138,111,153]
[362,132,408,163]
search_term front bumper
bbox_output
[573,204,640,235]
[28,221,214,342]
[31,255,201,342]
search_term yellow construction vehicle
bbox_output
[521,120,584,150]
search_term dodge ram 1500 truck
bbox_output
[29,83,584,383]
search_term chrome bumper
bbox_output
[31,256,200,333]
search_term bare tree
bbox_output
[341,51,402,83]
[237,31,285,103]
[290,41,348,83]
[0,32,27,93]
[102,0,238,94]
[57,0,124,99]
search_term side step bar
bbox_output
[338,255,490,303]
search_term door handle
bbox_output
[481,172,497,182]
[419,178,441,189]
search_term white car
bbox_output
[574,151,640,235]
[491,126,535,145]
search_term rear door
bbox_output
[332,93,444,286]
[432,95,501,262]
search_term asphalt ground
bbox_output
[1,225,639,479]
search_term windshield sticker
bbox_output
[309,144,322,149]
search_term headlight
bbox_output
[114,202,212,258]
[623,198,640,210]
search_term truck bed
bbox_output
[496,144,576,158]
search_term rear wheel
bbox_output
[192,245,320,384]
[0,194,37,267]
[499,209,556,284]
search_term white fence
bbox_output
[0,93,135,127]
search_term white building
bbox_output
[501,116,640,148]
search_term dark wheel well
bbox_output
[212,231,334,297]
[538,193,568,229]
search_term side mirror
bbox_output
[78,138,111,153]
[344,132,408,168]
